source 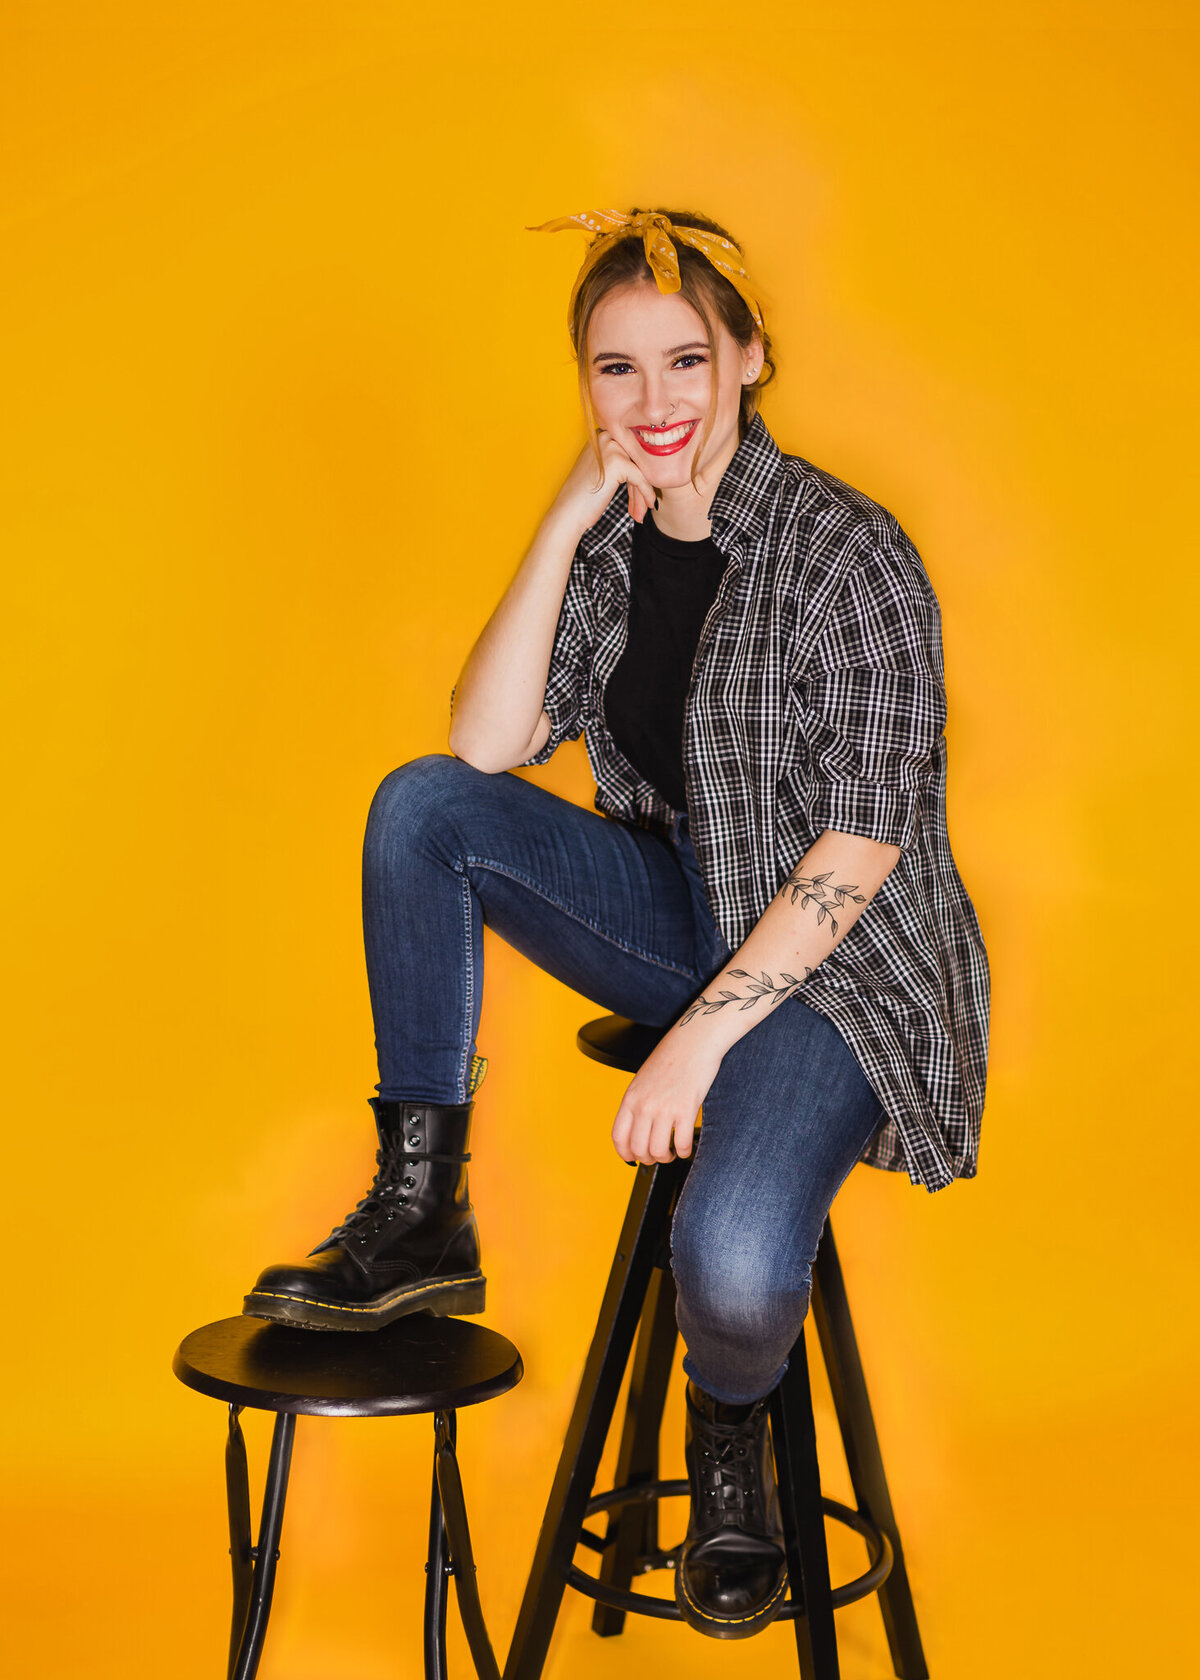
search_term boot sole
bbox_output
[674,1565,788,1640]
[241,1271,486,1331]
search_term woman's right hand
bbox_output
[549,430,658,534]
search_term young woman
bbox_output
[243,207,990,1641]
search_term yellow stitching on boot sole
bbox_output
[678,1566,788,1625]
[246,1276,482,1314]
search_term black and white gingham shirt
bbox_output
[504,411,990,1192]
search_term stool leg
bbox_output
[503,1158,684,1680]
[771,1332,840,1680]
[425,1418,452,1680]
[591,1262,679,1636]
[434,1409,502,1680]
[811,1221,929,1680]
[229,1410,296,1680]
[226,1406,254,1678]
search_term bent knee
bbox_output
[675,1257,809,1336]
[367,752,484,832]
[671,1217,811,1334]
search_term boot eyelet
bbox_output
[398,1194,408,1205]
[408,1135,421,1147]
[404,1176,416,1188]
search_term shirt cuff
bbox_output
[807,782,922,851]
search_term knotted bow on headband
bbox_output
[526,208,765,335]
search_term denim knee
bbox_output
[365,752,489,846]
[670,1194,814,1347]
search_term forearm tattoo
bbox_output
[679,967,813,1026]
[780,868,866,938]
[676,864,870,1030]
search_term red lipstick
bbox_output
[632,418,699,457]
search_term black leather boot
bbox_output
[242,1093,485,1331]
[675,1379,788,1639]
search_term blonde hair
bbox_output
[566,207,776,494]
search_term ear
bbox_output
[744,333,764,381]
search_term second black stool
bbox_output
[502,1014,929,1680]
[174,1311,522,1680]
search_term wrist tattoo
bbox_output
[780,868,866,938]
[679,967,812,1027]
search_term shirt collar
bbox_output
[577,410,786,568]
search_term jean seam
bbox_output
[463,854,702,979]
[458,867,475,1103]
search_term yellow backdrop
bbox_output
[3,5,1196,1677]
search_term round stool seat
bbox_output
[174,1312,523,1417]
[576,1014,667,1073]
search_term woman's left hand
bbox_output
[611,1031,724,1166]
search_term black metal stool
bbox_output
[173,1311,522,1680]
[503,1013,929,1680]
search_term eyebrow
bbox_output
[591,341,710,364]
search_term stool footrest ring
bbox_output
[570,1477,894,1619]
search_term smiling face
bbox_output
[586,279,757,496]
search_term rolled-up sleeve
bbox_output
[790,529,947,851]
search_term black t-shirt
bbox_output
[602,510,727,812]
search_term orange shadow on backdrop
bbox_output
[1,5,1196,1678]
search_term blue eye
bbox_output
[597,354,709,376]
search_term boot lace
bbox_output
[322,1130,472,1245]
[694,1401,769,1524]
[323,1134,410,1244]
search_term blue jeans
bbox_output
[362,754,887,1404]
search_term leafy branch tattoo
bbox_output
[780,869,867,938]
[679,967,813,1027]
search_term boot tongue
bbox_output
[711,1397,758,1426]
[367,1096,408,1155]
[689,1382,761,1427]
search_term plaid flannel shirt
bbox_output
[482,411,990,1191]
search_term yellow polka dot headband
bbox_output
[526,208,765,336]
